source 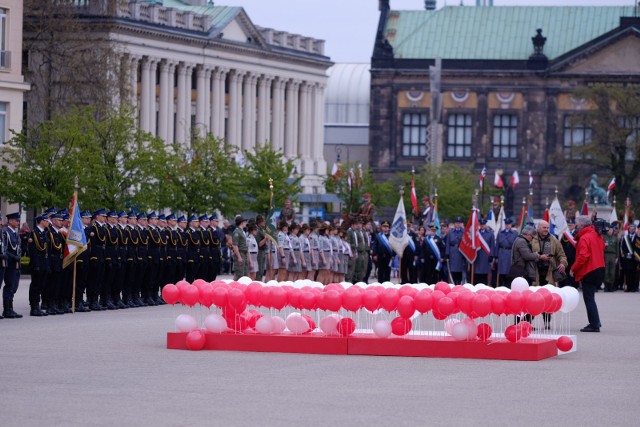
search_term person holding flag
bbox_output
[420,196,433,227]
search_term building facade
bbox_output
[24,0,331,198]
[0,0,29,215]
[370,1,640,217]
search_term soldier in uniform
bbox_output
[134,213,149,306]
[146,212,163,304]
[198,215,212,281]
[113,211,129,309]
[400,222,417,284]
[473,219,495,285]
[255,215,267,281]
[157,214,169,295]
[603,224,619,292]
[620,224,640,292]
[445,216,465,285]
[346,220,361,283]
[358,193,375,223]
[2,212,23,318]
[372,221,394,283]
[101,211,119,310]
[28,214,51,316]
[209,215,224,281]
[164,213,178,286]
[495,218,518,287]
[47,213,66,315]
[176,216,189,283]
[420,224,444,284]
[123,211,139,307]
[185,215,201,282]
[232,216,249,280]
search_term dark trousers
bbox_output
[450,272,462,285]
[75,260,88,305]
[112,260,125,302]
[581,268,604,329]
[45,270,62,306]
[2,268,20,304]
[499,275,512,288]
[87,260,104,303]
[123,261,136,301]
[186,260,199,283]
[175,261,186,284]
[101,261,115,303]
[401,253,417,284]
[474,273,488,286]
[134,261,147,300]
[29,270,48,307]
[622,265,639,292]
[146,262,159,298]
[364,255,372,283]
[377,259,391,283]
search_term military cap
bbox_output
[94,209,106,217]
[504,218,514,225]
[166,213,177,221]
[51,213,64,220]
[479,218,487,225]
[6,212,20,220]
[80,210,92,219]
[199,215,209,222]
[137,213,147,220]
[567,218,575,224]
[255,215,264,223]
[428,223,439,229]
[381,221,391,227]
[44,207,57,215]
[58,209,69,216]
[158,214,166,221]
[35,214,48,223]
[209,214,219,221]
[147,212,157,219]
[107,210,118,218]
[235,215,247,226]
[454,216,464,223]
[63,214,70,221]
[178,215,187,223]
[118,211,128,218]
[127,211,136,218]
[188,215,199,223]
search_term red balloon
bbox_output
[342,287,363,312]
[397,295,416,319]
[247,312,263,329]
[192,279,208,289]
[161,284,180,305]
[477,323,492,341]
[472,294,491,318]
[525,292,545,316]
[363,289,381,312]
[337,318,356,336]
[228,288,246,311]
[398,285,418,298]
[517,321,532,338]
[211,286,229,308]
[414,290,433,314]
[504,325,521,342]
[269,287,287,310]
[301,314,316,332]
[437,296,455,316]
[300,291,316,311]
[506,291,525,314]
[324,283,344,293]
[432,309,449,320]
[245,282,263,306]
[391,317,412,335]
[491,293,506,315]
[556,336,573,352]
[198,284,213,307]
[225,311,249,331]
[185,330,206,351]
[176,280,190,292]
[380,288,399,312]
[536,288,553,312]
[324,290,343,312]
[457,292,475,316]
[435,281,451,294]
[181,285,199,307]
[550,293,563,313]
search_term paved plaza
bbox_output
[1,276,640,427]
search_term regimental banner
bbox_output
[389,196,409,256]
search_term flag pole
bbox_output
[71,176,78,314]
[496,195,504,286]
[268,177,273,277]
[471,190,478,285]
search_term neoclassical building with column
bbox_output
[25,0,332,198]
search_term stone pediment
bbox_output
[556,32,640,75]
[212,9,267,49]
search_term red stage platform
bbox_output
[167,332,560,361]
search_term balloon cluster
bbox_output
[165,277,580,350]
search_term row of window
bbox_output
[402,112,637,160]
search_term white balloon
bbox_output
[271,316,286,334]
[543,283,557,291]
[373,320,392,338]
[255,316,274,334]
[204,314,227,333]
[237,276,252,285]
[511,277,530,292]
[463,283,475,292]
[175,314,198,332]
[286,314,309,335]
[445,318,460,335]
[495,286,511,293]
[463,317,478,340]
[319,314,341,336]
[266,280,279,287]
[451,322,469,341]
[382,281,394,288]
[559,286,580,313]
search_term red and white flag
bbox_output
[347,168,354,190]
[494,170,503,188]
[331,162,340,178]
[511,170,520,188]
[606,177,615,198]
[410,177,419,217]
[479,167,487,189]
[528,170,533,187]
[459,208,480,263]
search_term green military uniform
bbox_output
[256,225,267,281]
[346,226,359,283]
[232,226,249,280]
[603,233,618,291]
[355,227,367,283]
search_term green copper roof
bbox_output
[385,6,635,60]
[160,1,241,26]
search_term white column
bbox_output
[271,78,286,151]
[204,68,212,135]
[158,60,171,141]
[242,73,257,151]
[166,62,176,145]
[148,59,158,136]
[298,82,311,168]
[210,67,228,139]
[175,63,188,145]
[284,79,300,158]
[184,64,194,144]
[195,65,207,136]
[129,55,140,109]
[140,58,151,132]
[228,70,244,148]
[256,75,272,145]
[312,82,327,175]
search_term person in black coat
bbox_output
[372,221,394,283]
[2,212,24,318]
[28,215,51,316]
[419,224,445,284]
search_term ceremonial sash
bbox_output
[378,232,394,255]
[427,237,442,271]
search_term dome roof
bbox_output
[325,63,370,125]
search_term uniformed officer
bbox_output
[603,224,619,292]
[146,212,163,305]
[445,216,465,285]
[400,222,418,284]
[372,221,394,283]
[28,214,51,316]
[176,215,189,283]
[113,211,129,309]
[157,214,169,298]
[209,215,224,281]
[185,215,201,282]
[198,215,212,281]
[123,211,139,307]
[474,219,495,285]
[495,217,518,287]
[164,213,178,286]
[620,224,640,292]
[255,215,267,281]
[419,224,445,284]
[2,212,23,318]
[101,210,119,310]
[47,213,66,315]
[134,213,149,306]
[346,220,361,283]
[232,216,249,280]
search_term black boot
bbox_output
[30,305,48,317]
[3,302,23,319]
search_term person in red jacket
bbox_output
[570,215,605,332]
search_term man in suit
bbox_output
[2,212,23,318]
[28,215,51,316]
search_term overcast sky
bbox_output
[219,0,635,62]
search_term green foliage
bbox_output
[324,162,390,214]
[241,142,301,216]
[573,83,640,198]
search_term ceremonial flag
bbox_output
[62,191,88,269]
[527,200,534,224]
[331,162,340,178]
[549,197,576,246]
[542,208,550,223]
[433,199,441,237]
[459,208,480,263]
[528,170,533,187]
[511,170,520,188]
[609,205,618,225]
[494,205,505,239]
[389,195,409,256]
[410,177,419,217]
[580,199,589,216]
[606,177,616,198]
[516,203,526,232]
[356,163,363,187]
[623,210,629,231]
[479,167,487,189]
[494,170,503,188]
[486,208,496,233]
[478,232,491,256]
[347,168,354,190]
[265,208,279,247]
